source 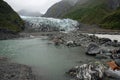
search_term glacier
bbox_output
[21,16,79,32]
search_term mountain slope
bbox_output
[0,0,24,33]
[63,0,120,29]
[100,8,120,29]
[43,0,75,18]
[64,0,110,23]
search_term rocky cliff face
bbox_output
[43,0,76,18]
[0,0,24,39]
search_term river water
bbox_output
[88,34,120,42]
[0,37,96,80]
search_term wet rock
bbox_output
[66,41,79,47]
[104,39,120,47]
[105,68,120,79]
[99,38,112,45]
[66,66,78,77]
[95,54,110,59]
[110,48,120,59]
[111,54,120,59]
[111,42,120,47]
[53,36,64,46]
[66,62,106,80]
[86,43,101,56]
[115,59,120,66]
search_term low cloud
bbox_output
[4,0,61,14]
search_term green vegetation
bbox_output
[0,0,24,32]
[64,0,110,24]
[100,9,120,29]
[63,0,120,29]
[43,0,73,18]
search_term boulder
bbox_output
[111,54,120,59]
[105,68,120,79]
[115,59,120,67]
[110,48,120,59]
[112,42,120,47]
[99,38,112,44]
[95,54,109,59]
[66,62,106,80]
[66,41,78,47]
[86,43,101,56]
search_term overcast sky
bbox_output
[4,0,61,14]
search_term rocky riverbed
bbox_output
[59,31,119,47]
[50,30,120,80]
[0,32,20,40]
[0,57,36,80]
[0,30,120,80]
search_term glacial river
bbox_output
[0,37,96,80]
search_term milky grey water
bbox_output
[0,38,96,80]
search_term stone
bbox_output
[86,43,101,56]
[66,41,78,47]
[99,38,112,44]
[115,59,120,67]
[66,62,106,80]
[105,68,120,79]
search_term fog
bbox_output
[4,0,62,14]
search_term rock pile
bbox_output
[54,31,120,80]
[58,31,120,48]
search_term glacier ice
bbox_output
[21,16,79,32]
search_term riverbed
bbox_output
[0,37,97,80]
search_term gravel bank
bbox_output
[0,57,36,80]
[0,32,20,40]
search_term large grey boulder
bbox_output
[86,43,101,56]
[66,62,106,80]
[105,68,120,79]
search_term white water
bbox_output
[89,34,120,41]
[21,16,79,32]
